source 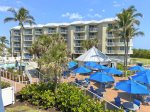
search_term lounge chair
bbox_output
[114,96,122,107]
[89,86,103,97]
[144,96,150,105]
[75,78,82,85]
[133,99,141,108]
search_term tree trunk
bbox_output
[124,40,127,77]
[19,27,23,75]
[126,39,129,76]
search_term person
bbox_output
[15,60,18,68]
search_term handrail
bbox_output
[71,82,121,110]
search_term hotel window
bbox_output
[120,47,125,50]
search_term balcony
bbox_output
[107,50,115,54]
[74,36,85,40]
[107,42,125,46]
[14,44,20,47]
[13,38,20,41]
[48,30,56,34]
[24,31,32,35]
[35,31,42,35]
[14,50,20,52]
[74,43,82,47]
[24,37,32,41]
[75,28,85,33]
[89,28,98,32]
[23,50,29,53]
[89,36,97,39]
[60,30,68,33]
[74,50,84,54]
[13,32,20,36]
[24,44,32,47]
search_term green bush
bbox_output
[19,82,123,112]
[117,63,124,71]
[1,81,10,89]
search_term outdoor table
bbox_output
[123,102,139,111]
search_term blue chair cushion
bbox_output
[133,99,141,107]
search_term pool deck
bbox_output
[63,75,150,112]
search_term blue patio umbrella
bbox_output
[103,68,123,75]
[90,72,114,83]
[84,61,97,68]
[132,70,150,84]
[136,69,150,75]
[128,65,145,71]
[115,80,150,94]
[73,66,92,74]
[92,64,108,70]
[68,61,77,69]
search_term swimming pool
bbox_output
[0,63,26,69]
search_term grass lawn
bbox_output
[130,58,150,65]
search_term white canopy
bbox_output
[75,46,111,63]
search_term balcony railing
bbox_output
[60,30,68,33]
[89,28,98,32]
[75,28,85,32]
[89,36,96,39]
[13,38,20,41]
[107,42,125,46]
[14,44,20,47]
[74,50,84,54]
[24,38,32,41]
[24,44,32,47]
[107,50,115,54]
[24,31,32,35]
[74,36,85,40]
[35,31,42,35]
[13,32,20,36]
[48,30,56,34]
[14,50,20,52]
[23,50,29,53]
[74,43,82,47]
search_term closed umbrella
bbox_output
[128,65,145,71]
[90,72,114,83]
[115,80,150,94]
[73,66,91,74]
[103,68,123,75]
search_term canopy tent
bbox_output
[90,72,114,83]
[75,46,111,63]
[115,80,150,94]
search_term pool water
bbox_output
[0,63,26,69]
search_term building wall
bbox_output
[10,19,133,60]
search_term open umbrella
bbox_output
[115,80,150,94]
[73,66,91,74]
[132,70,150,84]
[68,61,77,69]
[128,65,145,71]
[90,72,114,83]
[92,64,108,70]
[136,69,150,75]
[103,68,123,75]
[84,61,97,68]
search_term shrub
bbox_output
[117,63,124,71]
[1,81,10,89]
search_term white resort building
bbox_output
[10,18,133,61]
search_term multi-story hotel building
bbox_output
[10,18,133,60]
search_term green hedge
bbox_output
[19,82,123,112]
[1,81,10,89]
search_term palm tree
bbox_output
[81,38,98,50]
[108,6,144,76]
[4,7,35,74]
[0,36,9,56]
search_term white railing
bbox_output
[74,43,82,47]
[24,44,32,47]
[75,28,85,32]
[89,28,98,31]
[74,36,85,40]
[60,30,68,33]
[24,38,32,41]
[13,32,20,36]
[13,38,20,41]
[35,31,42,35]
[75,50,84,53]
[48,30,56,33]
[89,36,96,39]
[14,44,20,47]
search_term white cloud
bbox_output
[102,9,105,12]
[113,1,124,7]
[0,6,11,12]
[89,8,94,12]
[62,12,83,20]
[94,13,102,18]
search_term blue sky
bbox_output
[0,0,149,49]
